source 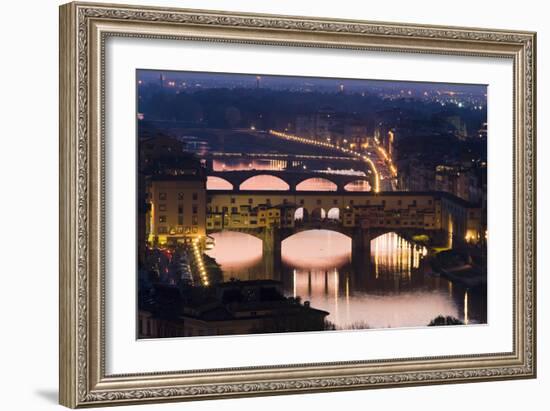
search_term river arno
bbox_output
[206,230,487,330]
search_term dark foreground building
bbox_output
[139,279,329,338]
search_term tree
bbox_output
[428,315,464,326]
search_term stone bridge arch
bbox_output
[207,169,374,192]
[206,176,234,190]
[295,176,340,191]
[239,174,290,191]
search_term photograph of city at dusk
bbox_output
[136,69,487,339]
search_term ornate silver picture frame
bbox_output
[59,2,536,408]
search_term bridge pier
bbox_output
[352,228,372,267]
[261,227,282,280]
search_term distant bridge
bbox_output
[206,151,364,163]
[207,170,373,192]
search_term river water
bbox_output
[206,230,486,330]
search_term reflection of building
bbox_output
[146,175,207,247]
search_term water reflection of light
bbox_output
[213,159,285,171]
[343,180,371,192]
[296,178,338,191]
[370,232,427,276]
[205,232,262,279]
[293,269,297,298]
[208,229,472,329]
[239,175,290,191]
[282,230,351,269]
[290,268,459,329]
[464,290,469,325]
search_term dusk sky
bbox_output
[137,69,487,96]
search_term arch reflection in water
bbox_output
[281,230,351,269]
[205,231,263,280]
[371,232,428,280]
[207,230,484,330]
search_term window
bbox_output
[299,199,304,205]
[316,199,322,205]
[411,200,417,206]
[266,198,271,205]
[381,200,386,206]
[159,192,167,200]
[333,199,338,205]
[159,215,166,223]
[397,200,402,205]
[178,205,183,214]
[349,200,354,205]
[231,198,236,204]
[428,200,433,205]
[158,226,167,234]
[231,207,238,214]
[177,192,184,200]
[192,192,198,201]
[248,198,253,204]
[192,205,198,214]
[192,227,198,233]
[178,215,184,225]
[192,215,198,225]
[159,204,167,212]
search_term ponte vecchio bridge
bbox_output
[206,187,476,277]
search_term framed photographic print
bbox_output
[59,2,537,408]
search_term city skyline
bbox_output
[137,69,487,99]
[136,69,487,339]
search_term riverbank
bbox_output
[428,248,487,289]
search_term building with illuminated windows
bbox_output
[146,175,207,247]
